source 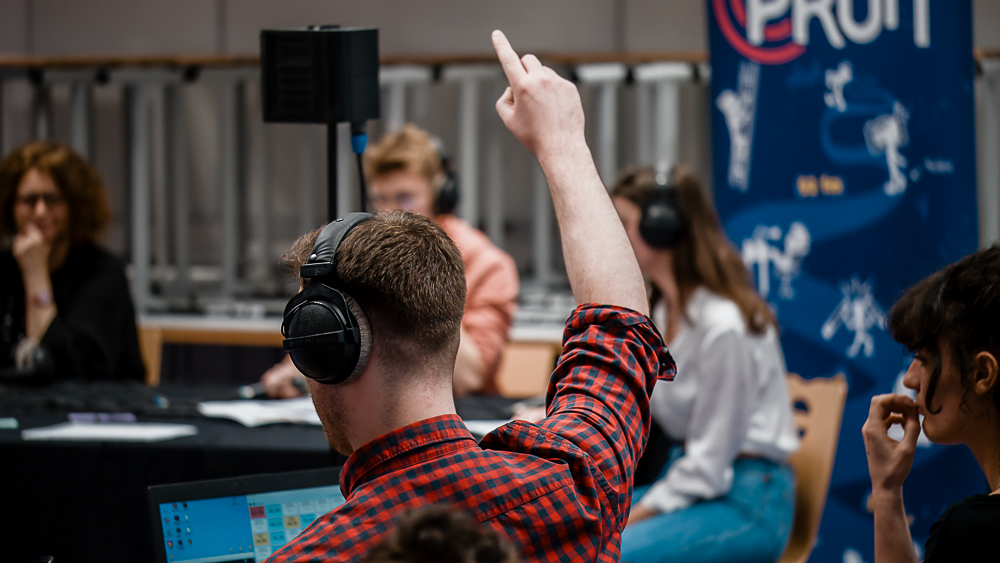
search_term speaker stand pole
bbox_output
[327,122,338,221]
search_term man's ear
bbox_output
[971,351,999,397]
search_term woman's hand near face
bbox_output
[12,222,52,282]
[863,393,921,493]
[864,394,923,563]
[13,221,58,343]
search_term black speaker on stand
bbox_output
[261,26,380,220]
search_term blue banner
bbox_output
[708,1,982,561]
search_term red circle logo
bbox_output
[713,0,806,65]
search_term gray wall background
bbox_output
[3,1,999,55]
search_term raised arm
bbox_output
[491,30,647,316]
[862,393,922,563]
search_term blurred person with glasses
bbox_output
[0,141,144,382]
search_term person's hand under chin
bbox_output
[12,222,53,278]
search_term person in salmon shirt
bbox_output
[261,125,518,398]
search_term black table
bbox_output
[0,382,517,563]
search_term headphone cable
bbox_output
[350,122,368,212]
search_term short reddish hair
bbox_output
[363,124,445,192]
[282,210,467,373]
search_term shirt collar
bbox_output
[340,414,478,496]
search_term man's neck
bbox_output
[344,367,458,451]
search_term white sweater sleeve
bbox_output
[639,326,756,513]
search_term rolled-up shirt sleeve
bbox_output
[539,304,675,526]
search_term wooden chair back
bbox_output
[494,341,562,398]
[137,325,163,387]
[778,373,848,563]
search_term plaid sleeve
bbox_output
[536,303,674,528]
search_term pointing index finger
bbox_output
[492,30,526,85]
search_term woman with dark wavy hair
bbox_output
[863,246,1000,563]
[0,141,144,382]
[613,165,799,563]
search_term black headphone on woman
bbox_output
[639,171,684,249]
[430,136,459,215]
[281,213,374,385]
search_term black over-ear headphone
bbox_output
[639,171,684,249]
[282,213,374,385]
[431,136,459,215]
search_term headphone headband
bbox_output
[300,213,373,279]
[430,135,459,215]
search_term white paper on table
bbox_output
[197,397,322,427]
[21,422,198,442]
[462,420,510,436]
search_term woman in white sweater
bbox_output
[613,166,799,563]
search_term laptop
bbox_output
[148,466,345,563]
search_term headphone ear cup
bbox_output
[435,172,459,215]
[640,196,684,249]
[283,285,368,385]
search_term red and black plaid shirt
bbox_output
[265,304,674,563]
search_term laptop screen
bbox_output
[149,467,345,563]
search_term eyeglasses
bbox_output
[15,193,65,208]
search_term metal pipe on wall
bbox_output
[633,62,693,174]
[166,83,191,299]
[245,77,275,294]
[151,85,170,271]
[634,81,653,167]
[69,81,92,159]
[979,59,1000,247]
[127,83,151,313]
[445,65,501,226]
[217,77,241,299]
[115,68,186,312]
[576,63,628,187]
[299,127,320,236]
[31,79,52,141]
[380,65,433,134]
[485,79,506,248]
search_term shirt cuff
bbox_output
[564,303,676,381]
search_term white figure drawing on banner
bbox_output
[717,61,760,192]
[821,277,887,358]
[741,222,811,300]
[864,101,910,196]
[887,367,932,448]
[824,61,853,112]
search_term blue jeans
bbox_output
[621,452,795,563]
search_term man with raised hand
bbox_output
[265,30,673,563]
